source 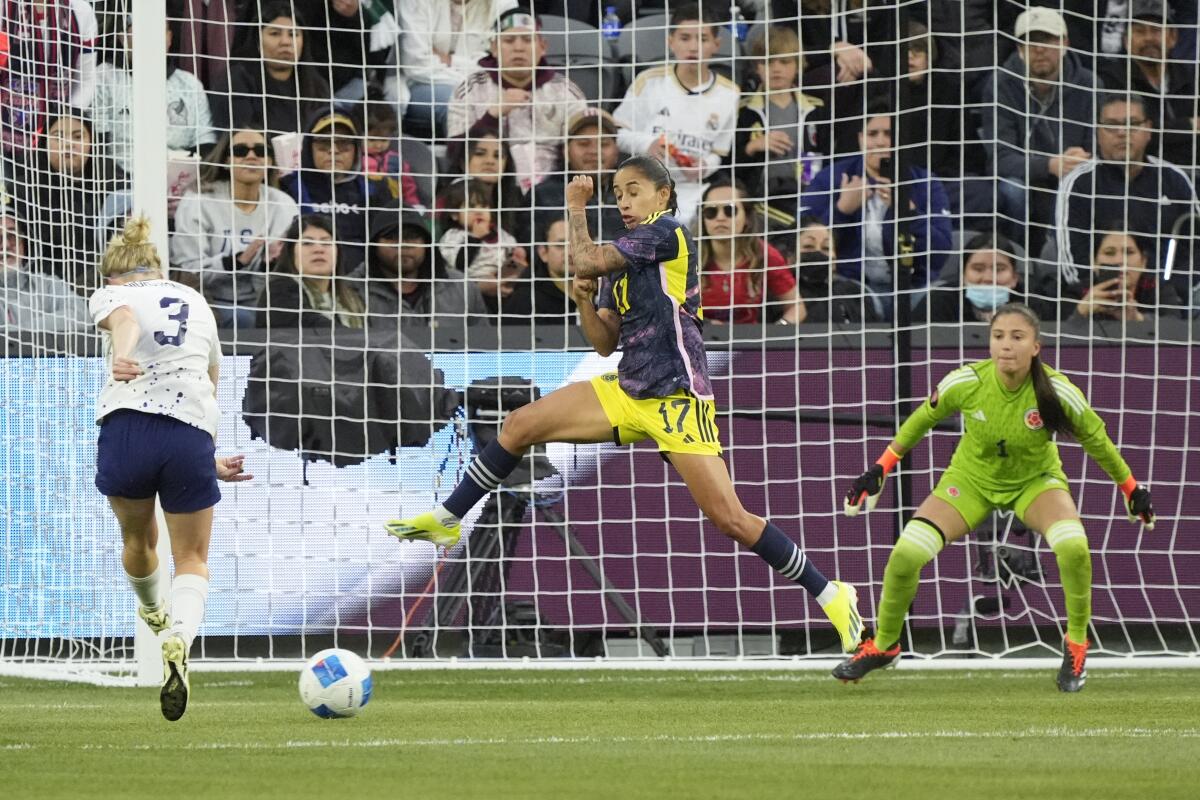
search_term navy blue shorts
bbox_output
[95,409,221,514]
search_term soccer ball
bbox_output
[298,648,373,718]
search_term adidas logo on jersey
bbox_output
[971,409,987,422]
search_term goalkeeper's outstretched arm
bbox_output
[843,373,964,515]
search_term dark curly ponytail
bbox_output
[991,302,1074,438]
[615,154,678,215]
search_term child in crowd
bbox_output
[361,102,424,208]
[436,180,527,304]
[613,2,738,226]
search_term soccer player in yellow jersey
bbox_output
[836,303,1155,691]
[387,155,865,652]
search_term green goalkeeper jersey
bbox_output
[894,360,1131,493]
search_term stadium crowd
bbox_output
[0,0,1197,337]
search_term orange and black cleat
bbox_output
[1056,637,1090,693]
[832,636,900,683]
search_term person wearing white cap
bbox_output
[446,6,587,191]
[982,6,1099,256]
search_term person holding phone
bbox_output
[1065,231,1186,323]
[799,94,951,312]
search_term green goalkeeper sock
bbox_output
[1045,519,1092,643]
[874,517,945,650]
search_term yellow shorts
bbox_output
[590,373,722,456]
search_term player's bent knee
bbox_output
[705,503,755,543]
[1045,519,1090,567]
[888,518,945,576]
[499,404,537,449]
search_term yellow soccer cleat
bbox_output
[138,604,171,635]
[384,512,462,549]
[822,581,865,654]
[160,633,189,722]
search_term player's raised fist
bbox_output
[566,175,594,209]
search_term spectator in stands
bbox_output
[308,0,399,106]
[614,1,738,226]
[92,4,216,175]
[399,0,517,139]
[793,216,881,324]
[220,2,332,144]
[442,124,529,242]
[915,231,1039,323]
[358,208,489,329]
[361,101,423,208]
[983,7,1098,254]
[257,214,367,330]
[0,205,89,332]
[905,19,974,184]
[281,111,399,270]
[436,179,527,317]
[357,211,489,331]
[11,108,130,295]
[799,96,952,302]
[698,180,805,325]
[447,6,586,191]
[171,127,299,328]
[533,108,626,244]
[525,215,576,324]
[1055,94,1198,296]
[733,25,830,239]
[0,0,98,155]
[1098,1,1199,167]
[1062,230,1187,322]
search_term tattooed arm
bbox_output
[566,176,626,279]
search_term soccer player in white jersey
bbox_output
[90,216,251,721]
[612,2,739,226]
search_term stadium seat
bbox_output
[539,15,626,106]
[399,137,436,209]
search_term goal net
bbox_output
[1,0,1196,681]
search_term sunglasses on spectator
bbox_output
[703,203,738,220]
[231,143,267,158]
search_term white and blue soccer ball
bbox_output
[298,648,373,718]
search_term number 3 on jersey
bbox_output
[154,297,190,347]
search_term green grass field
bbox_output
[2,668,1197,799]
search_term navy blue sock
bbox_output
[750,521,830,598]
[442,440,522,519]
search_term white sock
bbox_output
[432,504,461,526]
[125,562,163,609]
[169,573,209,649]
[815,582,840,608]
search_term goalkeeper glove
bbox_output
[844,447,901,516]
[1120,477,1155,530]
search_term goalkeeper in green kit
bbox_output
[835,303,1155,692]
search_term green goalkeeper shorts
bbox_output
[932,466,1071,530]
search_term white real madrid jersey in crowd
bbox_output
[613,66,739,167]
[89,279,222,438]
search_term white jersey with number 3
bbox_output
[89,279,221,437]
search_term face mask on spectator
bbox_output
[795,250,832,288]
[965,284,1011,310]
